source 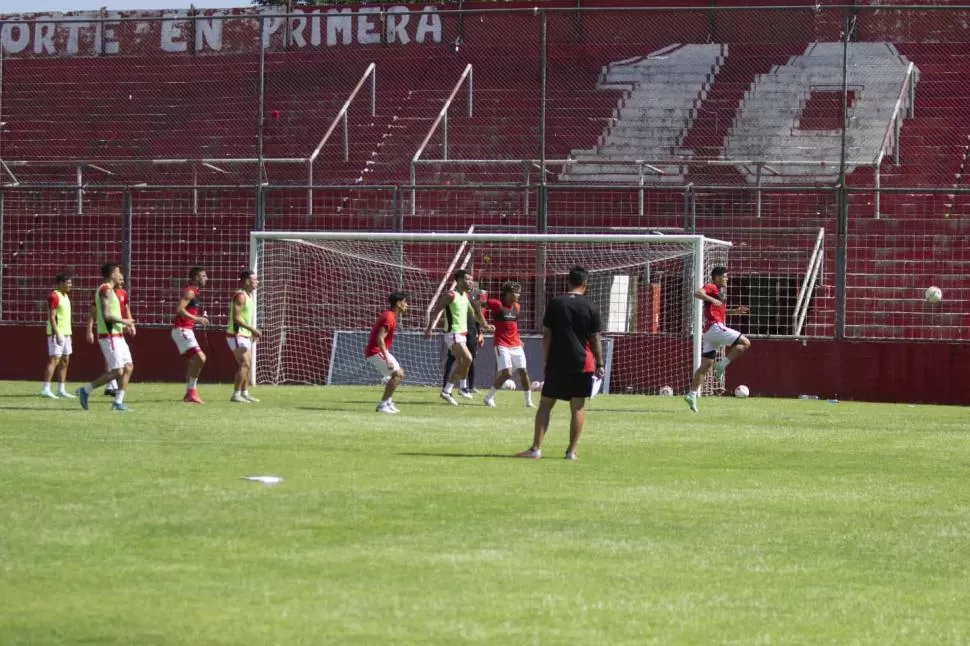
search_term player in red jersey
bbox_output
[685,266,751,413]
[482,281,534,408]
[365,291,408,414]
[171,266,210,404]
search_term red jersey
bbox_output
[365,310,397,358]
[173,284,202,329]
[701,283,726,331]
[486,298,521,348]
[115,287,129,314]
[47,290,60,310]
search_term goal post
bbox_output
[248,231,731,394]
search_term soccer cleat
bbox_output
[458,390,474,399]
[40,391,58,399]
[516,448,542,459]
[58,391,77,399]
[713,361,726,380]
[77,388,90,410]
[483,397,496,408]
[684,392,698,413]
[111,402,129,412]
[565,451,579,461]
[243,394,260,403]
[183,390,205,404]
[376,402,398,415]
[468,388,480,394]
[386,402,400,413]
[439,391,459,406]
[525,401,535,409]
[230,394,250,403]
[103,388,117,397]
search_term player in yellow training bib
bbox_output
[41,274,75,399]
[227,270,261,403]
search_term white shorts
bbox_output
[443,332,467,348]
[99,336,132,371]
[495,345,527,371]
[47,335,73,357]
[171,328,201,356]
[365,352,401,378]
[702,323,743,355]
[227,335,253,352]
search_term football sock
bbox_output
[486,387,497,399]
[443,383,455,394]
[187,377,198,390]
[42,381,51,393]
[114,390,125,404]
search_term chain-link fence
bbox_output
[2,6,969,341]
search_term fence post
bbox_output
[0,187,4,320]
[257,17,267,188]
[76,166,84,217]
[834,8,850,340]
[121,190,133,284]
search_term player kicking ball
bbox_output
[684,266,751,413]
[227,270,261,403]
[482,281,533,408]
[364,292,409,414]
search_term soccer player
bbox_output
[172,266,210,404]
[75,263,136,411]
[424,269,493,406]
[227,270,261,403]
[684,266,751,413]
[100,274,135,397]
[517,266,604,461]
[483,281,533,408]
[41,274,75,399]
[365,291,409,414]
[440,280,485,398]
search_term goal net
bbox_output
[250,232,731,394]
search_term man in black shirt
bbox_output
[517,266,604,461]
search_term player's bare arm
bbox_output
[693,287,723,308]
[233,293,260,338]
[102,290,135,329]
[728,306,750,315]
[471,299,494,332]
[541,326,552,365]
[177,290,209,326]
[424,293,450,337]
[591,332,606,378]
[376,327,390,359]
[48,301,62,345]
[86,304,96,343]
[124,302,137,336]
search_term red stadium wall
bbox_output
[1,324,966,405]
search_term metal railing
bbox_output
[873,62,918,219]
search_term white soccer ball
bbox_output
[734,385,750,398]
[501,379,517,391]
[659,386,674,396]
[530,380,544,391]
[925,286,943,304]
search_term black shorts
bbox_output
[541,372,594,401]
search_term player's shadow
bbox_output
[398,451,522,460]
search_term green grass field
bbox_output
[1,381,969,645]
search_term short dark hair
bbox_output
[55,274,71,284]
[189,266,206,280]
[501,281,520,295]
[240,270,255,281]
[100,263,119,279]
[388,291,408,308]
[711,266,728,279]
[567,266,589,288]
[453,269,470,281]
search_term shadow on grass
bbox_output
[0,405,86,411]
[398,451,524,460]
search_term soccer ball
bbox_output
[925,286,943,304]
[501,379,517,391]
[734,385,750,398]
[659,386,674,396]
[530,380,544,391]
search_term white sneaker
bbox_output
[387,402,400,413]
[458,390,474,400]
[684,392,698,413]
[243,393,260,402]
[483,397,496,408]
[58,390,77,399]
[525,401,535,409]
[439,391,459,406]
[40,391,58,399]
[376,402,398,414]
[516,448,542,459]
[230,394,250,403]
[565,451,578,461]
